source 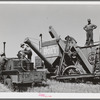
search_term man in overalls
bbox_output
[83,19,97,46]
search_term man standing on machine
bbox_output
[83,19,97,46]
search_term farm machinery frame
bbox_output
[25,26,100,83]
[0,26,100,91]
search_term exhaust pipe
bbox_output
[3,42,6,56]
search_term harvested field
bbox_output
[27,79,100,93]
[0,83,11,92]
[1,79,100,93]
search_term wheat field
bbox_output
[0,83,11,92]
[1,79,100,93]
[27,79,100,93]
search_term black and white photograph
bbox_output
[0,1,100,98]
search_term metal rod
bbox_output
[3,42,6,55]
[39,34,42,66]
[39,41,40,51]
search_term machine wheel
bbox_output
[62,66,80,82]
[4,76,13,90]
[63,68,78,75]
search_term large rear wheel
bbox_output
[62,66,81,82]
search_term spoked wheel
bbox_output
[63,67,80,83]
[67,68,78,75]
[63,68,79,75]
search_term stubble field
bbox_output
[27,79,100,93]
[1,79,100,93]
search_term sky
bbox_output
[0,2,100,62]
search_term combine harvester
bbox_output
[1,26,100,91]
[24,26,100,83]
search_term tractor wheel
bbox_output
[4,77,13,91]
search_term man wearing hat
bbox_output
[17,43,26,59]
[0,52,7,81]
[0,52,7,70]
[17,43,32,61]
[83,19,97,46]
[23,44,32,61]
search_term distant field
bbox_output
[28,79,100,93]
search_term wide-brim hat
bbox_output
[20,43,25,47]
[87,19,91,22]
